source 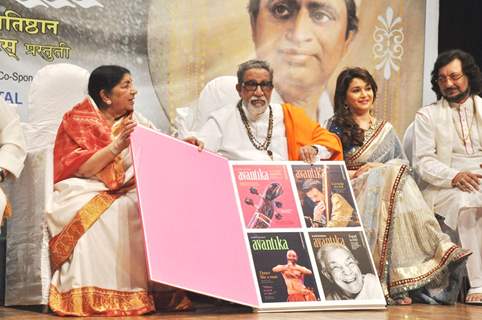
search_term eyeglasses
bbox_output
[437,73,465,84]
[242,80,274,92]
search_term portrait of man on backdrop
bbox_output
[247,0,358,122]
[148,0,426,135]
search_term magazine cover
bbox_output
[232,164,301,229]
[291,164,359,228]
[309,231,383,301]
[248,232,320,303]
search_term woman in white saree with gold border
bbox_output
[48,66,157,316]
[326,67,470,305]
[48,66,195,316]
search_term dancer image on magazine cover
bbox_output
[272,249,317,302]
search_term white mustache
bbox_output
[249,97,267,104]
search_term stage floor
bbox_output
[0,304,480,319]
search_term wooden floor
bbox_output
[0,304,480,319]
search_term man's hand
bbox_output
[353,162,383,178]
[299,145,318,163]
[452,171,482,192]
[313,201,326,226]
[183,136,204,151]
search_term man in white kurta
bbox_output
[194,60,343,162]
[0,99,27,224]
[414,49,482,304]
[192,75,334,132]
[197,99,334,161]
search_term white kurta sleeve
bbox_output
[195,117,223,154]
[413,109,458,188]
[0,100,27,178]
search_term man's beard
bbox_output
[444,87,470,103]
[244,98,268,119]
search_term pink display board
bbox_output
[130,127,258,307]
[131,127,386,312]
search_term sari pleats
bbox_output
[347,121,468,302]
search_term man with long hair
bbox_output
[414,49,482,304]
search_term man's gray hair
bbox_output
[317,243,355,271]
[237,59,274,84]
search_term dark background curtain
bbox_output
[439,0,482,69]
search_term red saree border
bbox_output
[348,120,387,164]
[388,245,464,288]
[49,285,155,316]
[377,164,408,281]
[374,165,467,298]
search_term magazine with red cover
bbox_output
[232,164,301,229]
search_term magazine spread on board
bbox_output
[130,129,385,313]
[231,161,385,311]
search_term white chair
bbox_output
[194,75,239,131]
[174,75,239,138]
[4,63,89,306]
[23,63,90,151]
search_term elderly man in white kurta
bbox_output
[414,49,482,304]
[0,99,27,224]
[194,59,343,162]
[191,75,334,132]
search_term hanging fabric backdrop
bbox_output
[1,0,428,135]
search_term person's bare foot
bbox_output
[395,296,412,305]
[465,293,482,304]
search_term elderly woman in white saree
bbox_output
[48,66,193,316]
[326,68,470,305]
